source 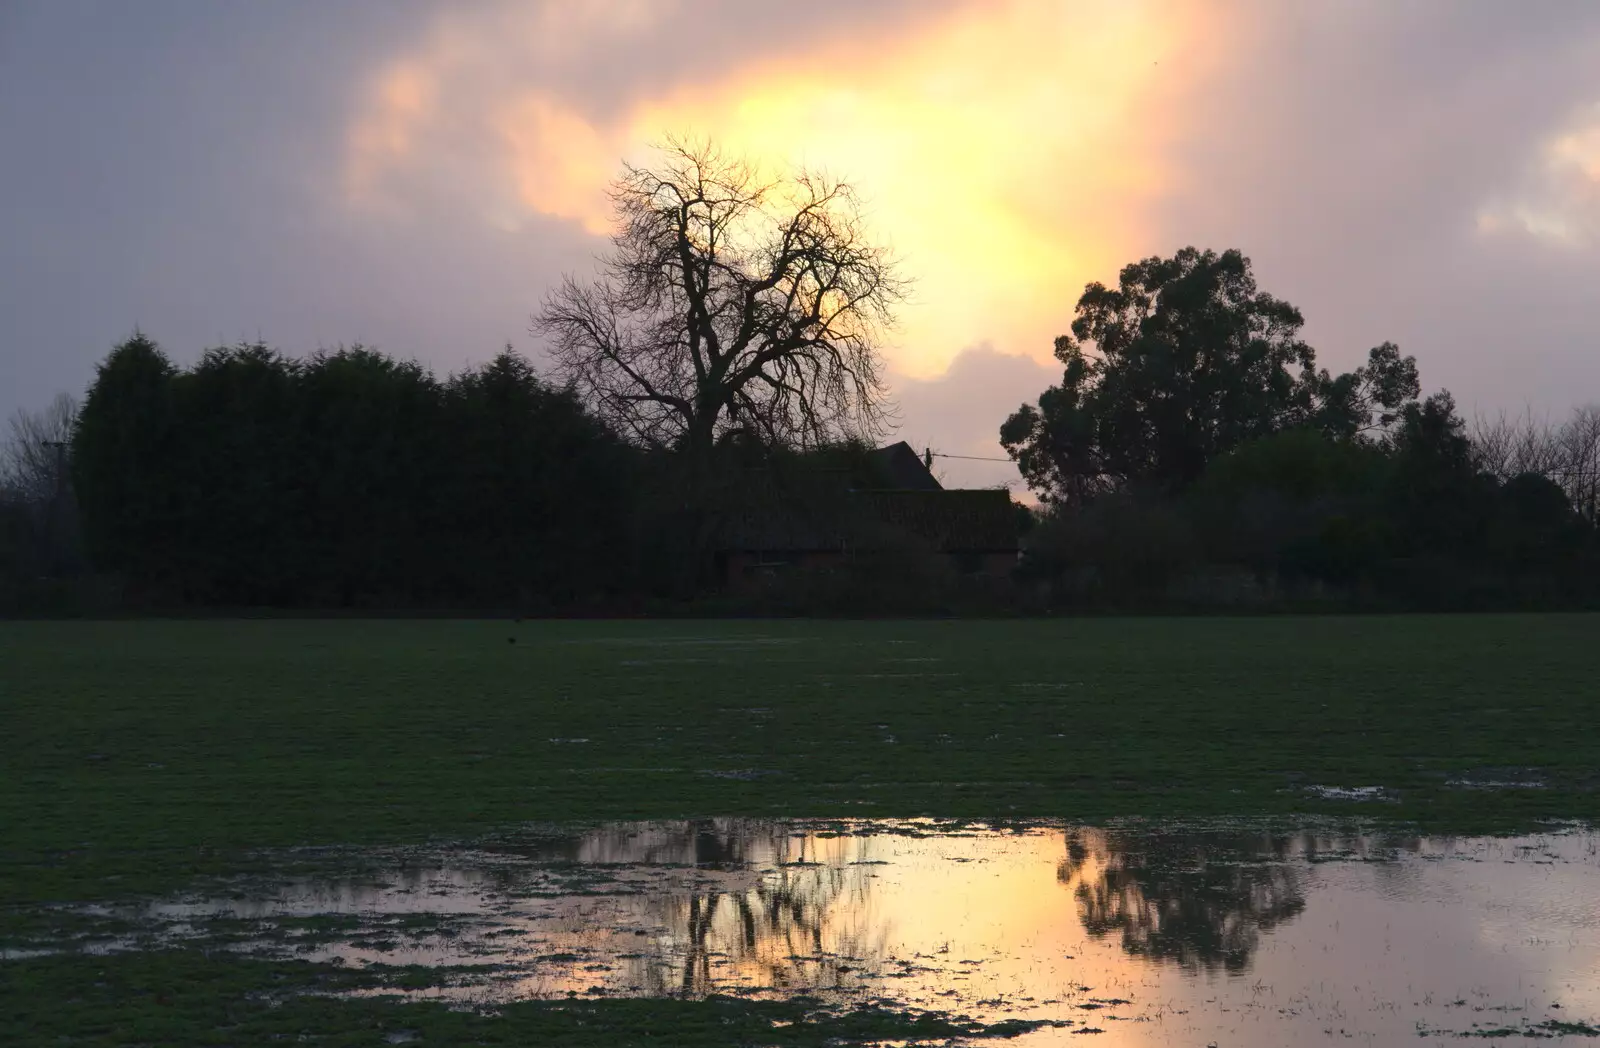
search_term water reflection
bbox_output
[30,820,1600,1045]
[1057,827,1308,972]
[552,820,885,996]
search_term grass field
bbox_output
[4,614,1597,903]
[3,615,1598,1045]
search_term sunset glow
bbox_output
[345,0,1210,378]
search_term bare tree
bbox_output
[1470,408,1559,477]
[534,139,907,466]
[2,392,78,502]
[1556,405,1600,520]
[1471,404,1600,520]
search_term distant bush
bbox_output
[1006,422,1600,613]
[1021,491,1202,608]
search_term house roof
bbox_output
[866,441,942,491]
[712,441,1017,554]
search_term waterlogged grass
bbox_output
[3,615,1599,905]
[3,617,1599,1045]
[0,951,1062,1047]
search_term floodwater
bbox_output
[39,820,1600,1043]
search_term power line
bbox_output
[929,452,1013,463]
[930,456,1600,475]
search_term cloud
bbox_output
[342,0,1214,378]
[7,0,1600,493]
[889,345,1059,493]
[1478,105,1600,248]
[1144,0,1600,410]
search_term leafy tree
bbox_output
[292,346,442,605]
[438,349,636,604]
[168,342,302,602]
[72,333,179,583]
[1189,429,1391,588]
[1001,248,1420,504]
[1390,390,1475,472]
[1487,472,1585,572]
[1197,428,1387,505]
[535,138,906,466]
[1382,391,1496,560]
[1310,340,1421,442]
[68,335,637,609]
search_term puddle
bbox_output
[1303,784,1394,802]
[12,819,1600,1044]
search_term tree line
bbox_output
[1002,247,1600,609]
[3,141,1597,614]
[3,340,647,610]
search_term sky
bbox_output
[4,0,1600,492]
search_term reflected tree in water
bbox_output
[1056,828,1310,973]
[528,820,887,996]
[531,818,782,868]
[669,851,874,996]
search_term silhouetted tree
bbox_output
[0,393,86,584]
[291,346,442,605]
[535,138,906,466]
[1383,391,1492,560]
[2,393,78,503]
[437,349,635,604]
[1178,390,1600,605]
[168,342,303,602]
[68,335,635,608]
[1310,340,1421,442]
[1487,472,1586,572]
[72,333,181,585]
[1001,248,1420,504]
[1471,404,1600,523]
[1187,429,1390,588]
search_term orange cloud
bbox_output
[346,62,440,209]
[495,94,620,236]
[344,0,1217,376]
[1476,103,1600,247]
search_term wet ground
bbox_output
[10,819,1600,1045]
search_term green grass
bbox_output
[3,615,1598,1044]
[3,615,1597,904]
[0,951,1062,1046]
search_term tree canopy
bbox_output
[69,335,633,607]
[1000,248,1420,504]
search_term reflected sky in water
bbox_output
[69,821,1600,1043]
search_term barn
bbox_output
[715,442,1021,587]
